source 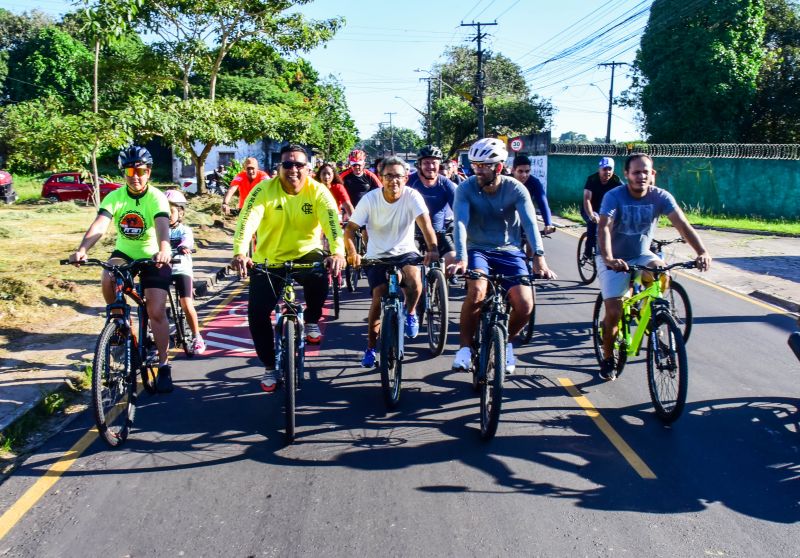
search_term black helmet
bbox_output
[417,145,443,160]
[118,145,153,168]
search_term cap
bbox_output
[599,157,615,169]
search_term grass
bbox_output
[1,388,70,454]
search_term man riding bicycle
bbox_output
[597,153,711,380]
[222,157,269,216]
[68,146,175,392]
[231,144,345,392]
[450,138,556,374]
[339,149,382,208]
[582,157,622,258]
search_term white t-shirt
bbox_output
[349,187,428,258]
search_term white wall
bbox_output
[172,140,266,182]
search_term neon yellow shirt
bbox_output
[233,175,344,263]
[98,186,169,260]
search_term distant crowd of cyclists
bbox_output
[67,137,711,395]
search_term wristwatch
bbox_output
[534,249,545,257]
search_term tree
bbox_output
[305,78,358,161]
[629,0,766,142]
[558,131,589,143]
[361,127,422,159]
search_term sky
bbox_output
[3,0,650,143]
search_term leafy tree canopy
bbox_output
[361,127,423,160]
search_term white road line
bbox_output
[206,331,255,344]
[205,340,255,351]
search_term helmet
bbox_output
[164,189,188,206]
[468,137,508,164]
[118,145,153,168]
[348,149,366,164]
[417,145,443,160]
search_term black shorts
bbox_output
[415,231,454,255]
[365,252,423,290]
[172,274,193,298]
[110,250,172,291]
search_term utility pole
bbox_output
[461,20,496,138]
[419,76,434,144]
[598,61,628,144]
[385,112,396,155]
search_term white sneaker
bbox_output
[306,323,322,344]
[452,346,472,370]
[260,368,281,393]
[506,343,516,374]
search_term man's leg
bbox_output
[367,284,387,348]
[248,272,280,368]
[585,220,597,256]
[507,283,534,339]
[144,287,170,366]
[401,264,422,315]
[602,297,623,360]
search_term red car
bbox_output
[41,172,122,203]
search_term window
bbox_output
[218,152,235,167]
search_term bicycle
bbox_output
[650,238,693,342]
[464,269,532,440]
[167,249,196,358]
[517,259,538,344]
[60,258,161,447]
[329,268,342,320]
[251,261,323,443]
[344,225,366,292]
[591,261,698,423]
[361,259,409,408]
[576,230,597,285]
[414,235,449,356]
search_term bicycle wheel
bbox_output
[591,293,627,375]
[332,273,341,320]
[665,280,692,342]
[646,311,688,423]
[283,320,297,443]
[426,268,449,356]
[577,232,597,284]
[92,321,137,447]
[136,332,157,395]
[518,283,536,344]
[479,324,505,440]
[345,264,360,292]
[379,307,402,408]
[175,300,193,358]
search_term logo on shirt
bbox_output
[301,203,313,215]
[119,211,146,239]
[275,204,283,210]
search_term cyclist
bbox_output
[339,149,382,207]
[315,162,354,220]
[344,155,439,367]
[597,153,711,380]
[68,146,174,392]
[407,145,457,267]
[450,138,556,374]
[165,189,205,355]
[582,157,622,258]
[511,155,555,235]
[222,157,269,216]
[231,144,345,392]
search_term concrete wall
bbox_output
[547,155,800,219]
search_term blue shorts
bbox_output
[365,252,423,290]
[467,249,529,288]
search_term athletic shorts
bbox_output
[172,274,193,299]
[467,248,529,289]
[597,253,661,299]
[110,250,171,291]
[366,252,422,290]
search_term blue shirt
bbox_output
[453,175,544,261]
[522,175,552,226]
[407,174,456,231]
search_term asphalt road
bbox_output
[1,231,798,557]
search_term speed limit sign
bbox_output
[510,137,524,152]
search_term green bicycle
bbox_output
[591,261,698,423]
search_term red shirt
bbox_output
[327,182,352,210]
[230,169,269,208]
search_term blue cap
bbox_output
[599,157,614,169]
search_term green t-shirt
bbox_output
[98,186,170,260]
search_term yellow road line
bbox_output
[0,281,244,542]
[558,377,657,480]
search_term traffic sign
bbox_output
[510,137,524,152]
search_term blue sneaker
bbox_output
[406,311,419,338]
[361,347,377,368]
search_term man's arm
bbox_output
[153,215,172,266]
[528,177,554,232]
[344,221,362,267]
[583,189,596,221]
[221,182,239,215]
[415,213,439,266]
[667,208,712,271]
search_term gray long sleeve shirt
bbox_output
[453,175,544,261]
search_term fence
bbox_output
[549,143,800,160]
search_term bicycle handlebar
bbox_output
[650,237,686,250]
[626,261,698,274]
[60,258,156,272]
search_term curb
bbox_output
[749,290,800,314]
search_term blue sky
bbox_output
[4,0,649,142]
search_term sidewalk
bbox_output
[1,223,798,436]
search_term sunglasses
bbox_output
[245,167,257,171]
[471,162,496,170]
[280,161,307,170]
[124,167,149,177]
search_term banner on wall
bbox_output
[530,155,548,193]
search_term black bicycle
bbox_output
[167,249,196,357]
[252,261,322,443]
[577,230,598,285]
[465,269,531,440]
[517,259,538,344]
[649,238,693,342]
[61,258,161,447]
[344,225,366,292]
[414,235,449,356]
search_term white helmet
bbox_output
[468,137,508,164]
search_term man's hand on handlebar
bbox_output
[447,260,467,277]
[231,254,252,278]
[68,249,87,266]
[604,258,629,272]
[325,254,346,276]
[695,253,712,272]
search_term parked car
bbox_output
[0,170,16,204]
[41,172,122,203]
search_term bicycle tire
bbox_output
[379,306,402,408]
[646,311,688,423]
[175,301,193,358]
[135,332,157,395]
[665,280,692,342]
[426,268,448,356]
[591,293,627,375]
[332,273,341,320]
[479,324,505,440]
[577,232,597,284]
[518,283,536,344]
[283,320,296,443]
[92,321,137,447]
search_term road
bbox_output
[1,231,798,557]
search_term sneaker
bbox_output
[361,347,377,368]
[406,312,419,339]
[452,346,472,370]
[156,364,174,393]
[260,367,281,393]
[599,357,616,381]
[505,343,516,374]
[191,334,206,355]
[306,323,322,344]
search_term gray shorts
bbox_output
[597,253,661,299]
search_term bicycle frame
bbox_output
[618,277,662,357]
[382,266,405,359]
